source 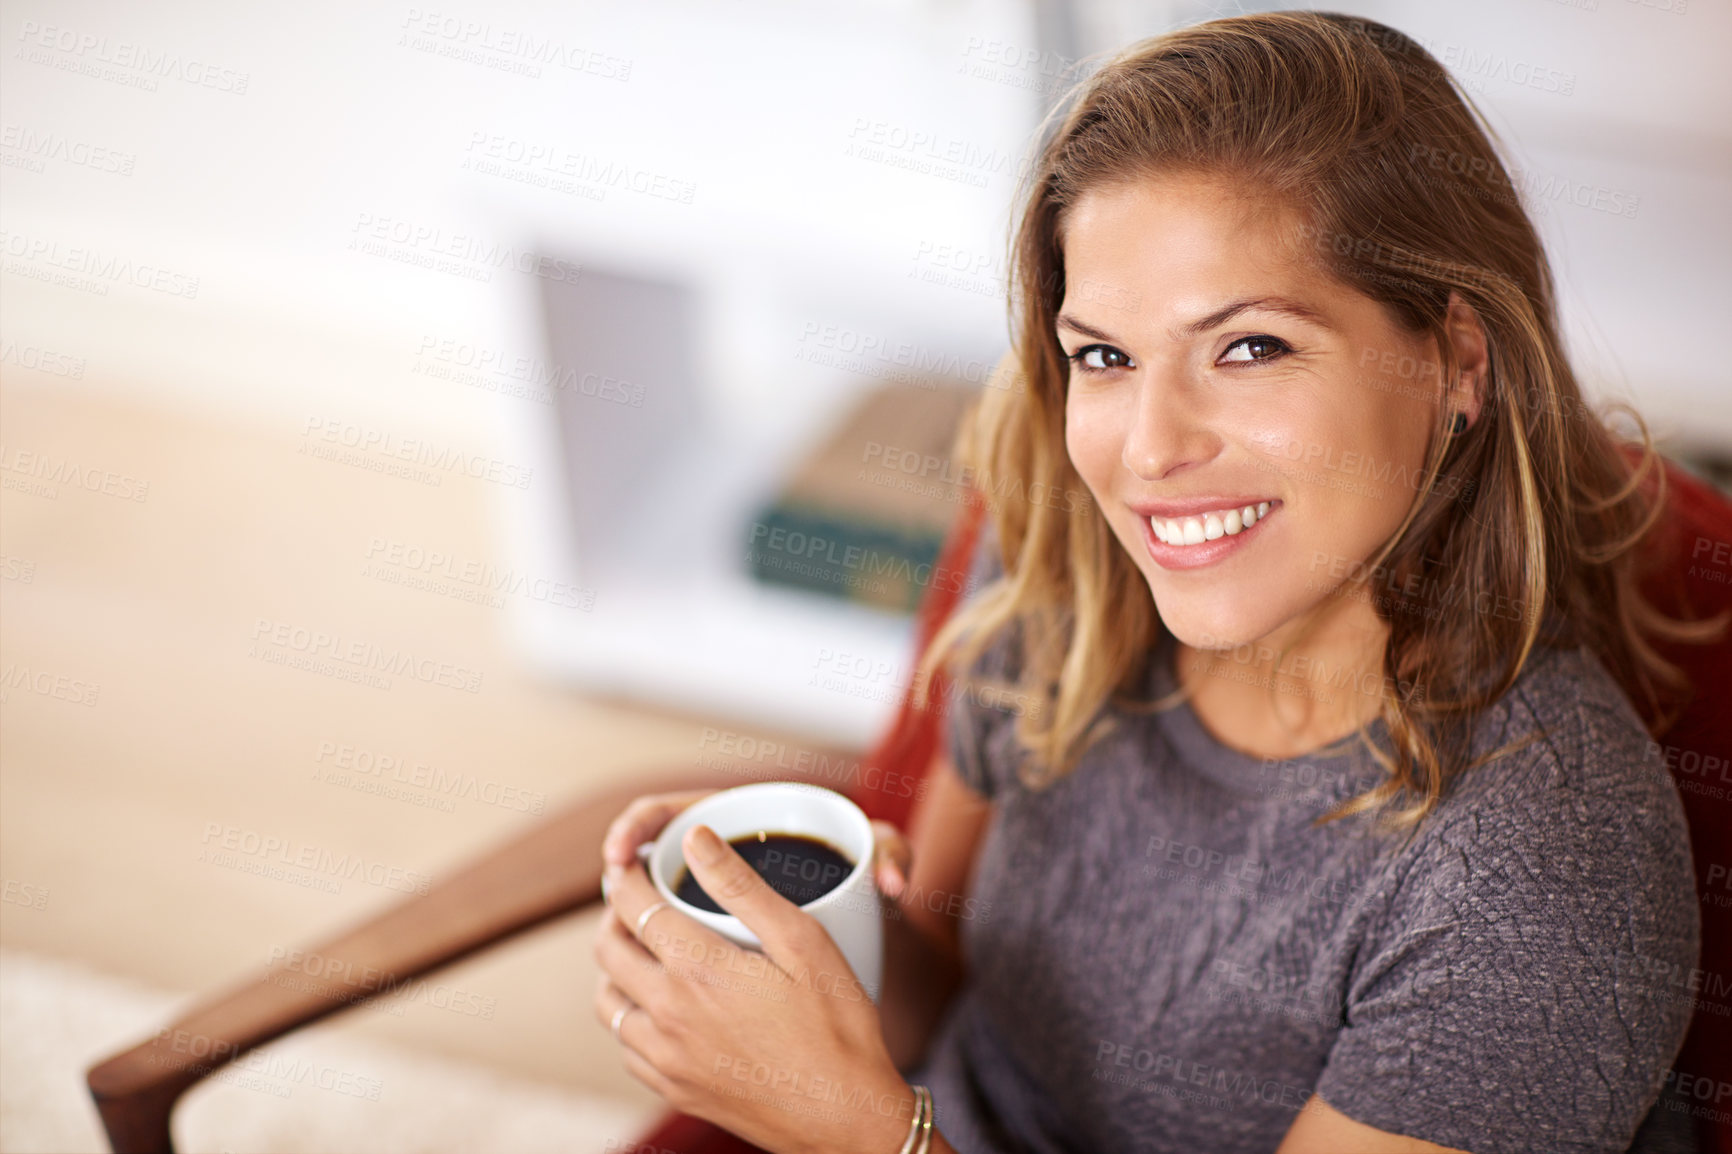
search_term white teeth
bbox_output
[1151,502,1275,547]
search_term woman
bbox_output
[593,12,1710,1152]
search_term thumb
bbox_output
[870,820,912,899]
[681,825,809,965]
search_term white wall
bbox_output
[4,0,1727,451]
[1,0,1037,448]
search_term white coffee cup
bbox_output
[642,781,883,1003]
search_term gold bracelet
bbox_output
[913,1084,934,1154]
[896,1084,926,1154]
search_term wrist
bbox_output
[843,1075,917,1154]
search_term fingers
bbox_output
[601,790,716,867]
[593,971,635,1042]
[594,904,667,1011]
[869,820,911,899]
[601,851,740,973]
[679,824,822,971]
[593,974,678,1101]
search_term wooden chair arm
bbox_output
[85,767,744,1154]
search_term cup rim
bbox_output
[649,782,874,925]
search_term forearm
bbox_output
[877,898,966,1071]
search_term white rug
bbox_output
[0,949,662,1153]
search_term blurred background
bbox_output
[2,0,1727,1150]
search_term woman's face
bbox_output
[1060,175,1447,651]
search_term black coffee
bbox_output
[674,832,855,913]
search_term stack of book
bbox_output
[747,382,977,613]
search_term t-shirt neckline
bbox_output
[1143,630,1390,800]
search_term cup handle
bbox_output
[599,841,658,904]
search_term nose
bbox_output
[1120,366,1218,482]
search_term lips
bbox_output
[1131,499,1281,570]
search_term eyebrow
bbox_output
[1055,296,1330,344]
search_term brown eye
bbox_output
[1220,336,1289,363]
[1071,344,1133,371]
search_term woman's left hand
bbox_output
[593,822,917,1154]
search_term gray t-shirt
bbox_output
[910,568,1700,1152]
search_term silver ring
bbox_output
[610,1003,633,1043]
[633,899,670,939]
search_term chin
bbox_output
[1146,581,1293,653]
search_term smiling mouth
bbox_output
[1149,502,1274,547]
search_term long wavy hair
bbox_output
[913,10,1716,827]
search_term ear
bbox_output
[1441,291,1489,427]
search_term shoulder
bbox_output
[1410,644,1695,929]
[1379,644,1699,1058]
[1316,647,1700,1150]
[1435,643,1682,818]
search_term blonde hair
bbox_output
[914,11,1715,827]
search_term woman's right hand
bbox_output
[600,789,718,868]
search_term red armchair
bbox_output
[87,460,1730,1153]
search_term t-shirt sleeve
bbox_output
[941,522,1019,802]
[1313,733,1700,1153]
